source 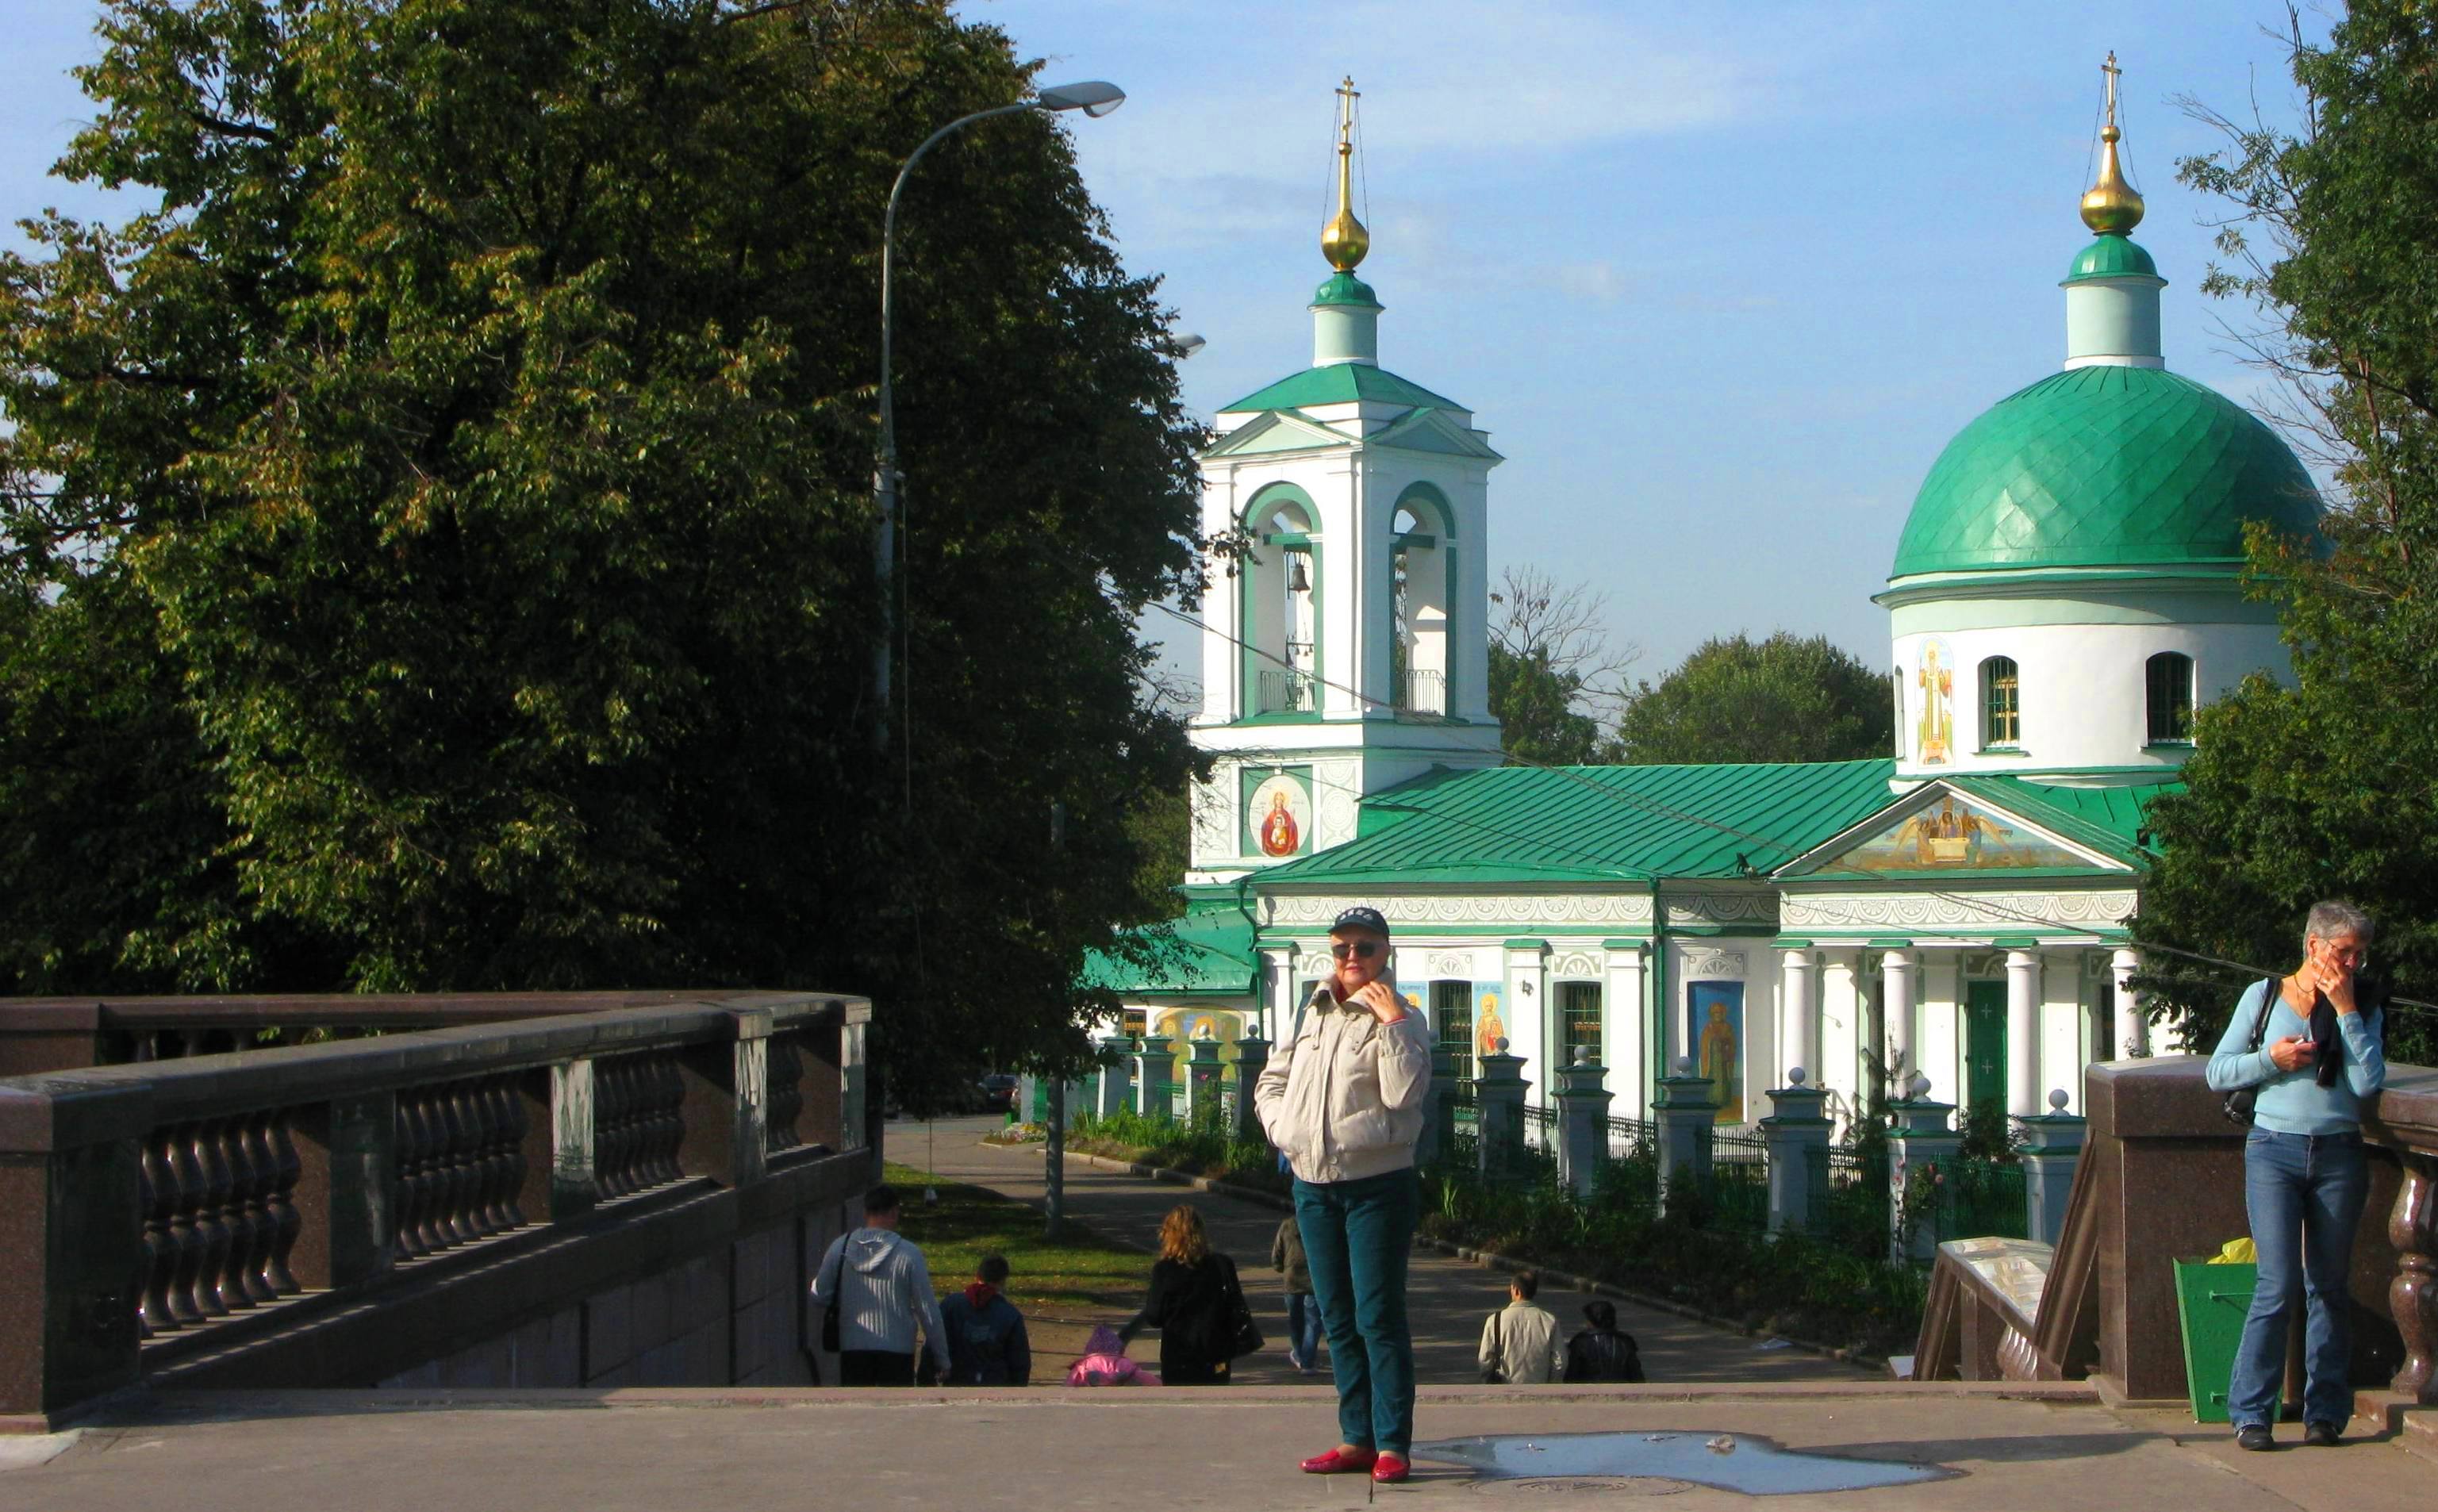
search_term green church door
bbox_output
[1965,980,2007,1119]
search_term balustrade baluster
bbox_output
[232,1115,281,1303]
[462,1079,497,1239]
[488,1076,528,1230]
[412,1092,452,1252]
[187,1120,234,1317]
[137,1137,175,1335]
[393,1094,431,1260]
[650,1056,685,1184]
[599,1057,635,1197]
[261,1111,301,1295]
[160,1125,209,1326]
[212,1116,260,1310]
[433,1083,474,1246]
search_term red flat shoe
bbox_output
[1300,1447,1378,1475]
[1373,1453,1411,1484]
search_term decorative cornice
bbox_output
[1778,890,2137,933]
[1664,892,1778,927]
[1681,946,1749,981]
[1549,950,1602,980]
[1261,892,1656,928]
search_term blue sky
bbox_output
[2,1,2325,687]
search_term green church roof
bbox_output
[1220,362,1466,416]
[1891,365,2321,579]
[1079,901,1259,998]
[1257,759,1900,887]
[1312,271,1381,309]
[1942,774,2180,861]
[2063,235,2160,283]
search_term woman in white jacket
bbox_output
[1254,905,1432,1486]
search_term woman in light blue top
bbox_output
[2206,900,2387,1450]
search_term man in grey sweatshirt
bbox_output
[811,1184,950,1386]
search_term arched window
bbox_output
[2146,652,2194,744]
[1981,656,2021,749]
[1240,486,1319,715]
[1389,483,1455,717]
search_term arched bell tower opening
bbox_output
[1241,485,1321,716]
[1390,483,1455,717]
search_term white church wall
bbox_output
[1893,616,2287,781]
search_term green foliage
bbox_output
[1488,642,1605,766]
[1069,1105,1284,1194]
[1614,632,1890,766]
[1417,1147,1925,1359]
[2144,0,2438,1064]
[0,0,1208,1107]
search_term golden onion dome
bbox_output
[1321,77,1369,272]
[2080,54,2145,236]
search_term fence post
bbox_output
[1186,1032,1225,1123]
[1231,1036,1269,1146]
[1474,1038,1530,1179]
[1095,1035,1135,1120]
[1554,1047,1612,1198]
[0,1081,147,1421]
[1654,1058,1718,1208]
[2018,1088,2086,1246]
[1761,1068,1833,1234]
[1416,1042,1458,1169]
[1133,1036,1175,1122]
[1887,1080,1960,1263]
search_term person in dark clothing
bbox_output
[1117,1205,1242,1386]
[938,1253,1031,1386]
[1273,1215,1321,1373]
[1561,1299,1645,1383]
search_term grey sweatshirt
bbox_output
[812,1227,949,1368]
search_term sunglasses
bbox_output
[1330,941,1383,961]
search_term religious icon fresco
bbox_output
[1475,986,1507,1056]
[1246,769,1314,858]
[1914,638,1954,765]
[1840,792,2089,873]
[1690,981,1744,1125]
[1153,1009,1243,1056]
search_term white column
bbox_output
[2006,949,2043,1117]
[1259,947,1296,1045]
[1881,949,1918,1085]
[2111,946,2146,1059]
[1818,947,1862,1122]
[1779,949,1818,1083]
[1605,944,1648,1119]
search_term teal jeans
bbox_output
[1294,1167,1419,1456]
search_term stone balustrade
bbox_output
[0,990,870,1426]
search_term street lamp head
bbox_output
[1036,80,1127,117]
[1173,332,1207,359]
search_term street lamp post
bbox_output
[872,80,1126,753]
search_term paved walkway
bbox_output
[898,1116,1876,1388]
[12,1383,2433,1512]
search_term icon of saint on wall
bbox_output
[1246,773,1312,858]
[1699,1000,1740,1123]
[1477,992,1507,1056]
[1259,789,1299,856]
[1916,639,1953,765]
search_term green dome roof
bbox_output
[1311,271,1380,309]
[2064,235,2160,283]
[1891,365,2320,578]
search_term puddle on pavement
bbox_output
[1410,1431,1958,1495]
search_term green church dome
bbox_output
[1891,365,2320,578]
[2063,235,2159,283]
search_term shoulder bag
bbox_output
[1215,1254,1265,1360]
[2222,978,2279,1127]
[1481,1311,1505,1384]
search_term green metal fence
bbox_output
[1938,1156,2029,1241]
[1806,1141,1893,1259]
[1699,1125,1772,1233]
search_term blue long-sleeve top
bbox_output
[2206,978,2386,1135]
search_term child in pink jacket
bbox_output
[1067,1323,1161,1386]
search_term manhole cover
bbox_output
[1467,1478,1694,1498]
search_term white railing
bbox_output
[1399,668,1447,716]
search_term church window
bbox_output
[1981,656,2021,747]
[1122,1008,1146,1041]
[2145,652,2194,743]
[1431,980,1473,1082]
[1557,980,1603,1065]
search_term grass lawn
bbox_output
[881,1161,1151,1353]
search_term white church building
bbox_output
[1088,73,2321,1136]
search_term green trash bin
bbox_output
[2173,1260,2279,1424]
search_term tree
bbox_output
[1486,566,1638,766]
[2134,0,2438,1064]
[0,0,1208,1108]
[1613,632,1890,766]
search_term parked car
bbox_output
[976,1074,1019,1114]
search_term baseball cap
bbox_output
[1330,905,1390,937]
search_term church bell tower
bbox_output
[1185,80,1505,885]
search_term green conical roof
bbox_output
[1891,365,2320,578]
[2063,235,2160,284]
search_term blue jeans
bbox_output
[2229,1129,2370,1429]
[1295,1168,1419,1456]
[1285,1291,1323,1366]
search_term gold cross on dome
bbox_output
[1337,75,1359,147]
[2102,51,2121,129]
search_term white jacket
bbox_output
[1478,1302,1563,1384]
[1254,988,1434,1184]
[811,1227,949,1368]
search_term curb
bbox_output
[1054,1145,1889,1376]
